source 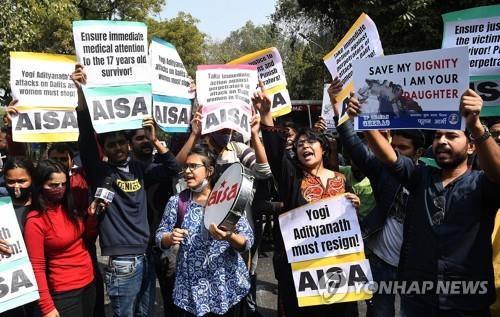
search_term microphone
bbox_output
[94,177,115,216]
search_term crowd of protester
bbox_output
[0,62,498,317]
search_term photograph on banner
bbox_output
[150,37,191,99]
[11,109,79,142]
[442,4,500,116]
[73,20,149,87]
[83,84,152,133]
[352,46,469,130]
[291,258,373,307]
[323,13,384,104]
[228,47,291,117]
[0,197,39,313]
[196,64,258,140]
[153,94,192,133]
[279,195,364,263]
[10,52,78,109]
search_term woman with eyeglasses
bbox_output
[155,145,254,317]
[253,85,360,317]
[23,159,97,317]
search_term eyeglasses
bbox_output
[182,163,205,172]
[295,138,319,148]
[491,130,500,138]
[431,195,446,225]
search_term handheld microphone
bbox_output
[94,177,114,216]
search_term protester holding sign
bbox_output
[0,158,38,317]
[254,87,361,316]
[156,145,254,316]
[348,89,500,316]
[71,64,181,317]
[24,159,97,317]
[330,77,425,317]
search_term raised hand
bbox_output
[70,63,87,89]
[459,89,483,130]
[251,81,272,115]
[190,109,202,137]
[5,99,19,125]
[346,91,362,119]
[314,116,328,132]
[142,117,157,142]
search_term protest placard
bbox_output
[153,95,191,133]
[291,258,373,306]
[352,46,469,130]
[323,13,383,105]
[10,52,77,109]
[150,37,191,98]
[279,195,372,306]
[196,65,258,140]
[11,109,79,142]
[228,47,291,117]
[279,195,364,263]
[150,37,193,132]
[82,84,152,133]
[73,20,149,87]
[0,197,39,313]
[442,5,500,116]
[321,84,336,131]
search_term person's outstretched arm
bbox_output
[462,89,500,183]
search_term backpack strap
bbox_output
[175,189,190,228]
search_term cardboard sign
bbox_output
[150,37,193,132]
[11,109,78,142]
[0,197,39,313]
[442,5,500,116]
[10,52,77,109]
[352,47,469,130]
[196,65,258,141]
[83,84,152,133]
[279,195,372,306]
[150,37,191,98]
[228,47,291,117]
[153,95,191,133]
[9,52,79,142]
[73,20,149,87]
[323,13,384,105]
[279,196,364,263]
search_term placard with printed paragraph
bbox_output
[352,47,469,131]
[442,4,500,116]
[74,20,154,133]
[196,64,258,141]
[323,13,384,119]
[150,37,192,132]
[9,52,79,142]
[0,197,39,313]
[279,195,373,306]
[73,20,150,87]
[228,47,291,117]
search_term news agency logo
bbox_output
[318,274,488,302]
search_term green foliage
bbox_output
[148,12,206,77]
[271,0,500,100]
[0,0,166,105]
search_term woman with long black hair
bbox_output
[24,159,97,317]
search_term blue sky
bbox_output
[160,0,277,41]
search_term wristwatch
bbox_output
[469,124,491,145]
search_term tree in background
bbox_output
[0,0,210,105]
[148,12,206,77]
[271,0,499,100]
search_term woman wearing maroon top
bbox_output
[24,159,97,317]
